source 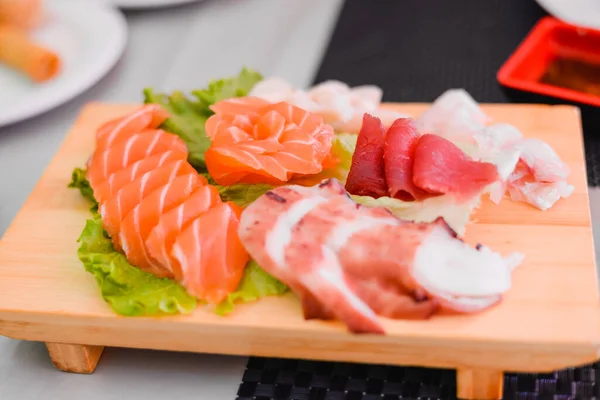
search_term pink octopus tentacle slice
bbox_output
[239,179,522,334]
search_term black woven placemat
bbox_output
[237,357,600,400]
[236,1,600,399]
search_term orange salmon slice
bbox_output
[172,202,249,304]
[95,105,170,152]
[99,160,199,248]
[119,173,201,277]
[93,151,187,204]
[87,129,188,190]
[146,184,222,281]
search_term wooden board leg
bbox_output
[456,368,504,400]
[45,343,104,374]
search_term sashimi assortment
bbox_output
[68,68,573,334]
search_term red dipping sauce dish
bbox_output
[498,17,600,107]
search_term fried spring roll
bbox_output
[0,24,60,82]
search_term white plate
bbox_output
[536,0,600,31]
[108,0,202,9]
[0,0,127,128]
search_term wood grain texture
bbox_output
[0,103,598,379]
[45,343,104,373]
[457,369,503,400]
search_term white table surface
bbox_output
[0,0,344,399]
[1,1,599,399]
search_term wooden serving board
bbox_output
[0,103,598,400]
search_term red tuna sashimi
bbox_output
[344,114,388,198]
[172,202,249,304]
[383,118,436,201]
[412,134,499,201]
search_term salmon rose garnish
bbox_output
[204,97,336,185]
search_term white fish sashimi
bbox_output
[502,138,574,210]
[415,89,490,143]
[249,77,409,134]
[415,89,573,210]
[516,138,571,182]
[507,178,574,211]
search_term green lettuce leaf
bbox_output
[143,89,211,171]
[68,168,98,212]
[77,214,197,316]
[143,68,263,171]
[214,260,288,316]
[192,67,263,113]
[217,183,273,208]
[327,132,357,183]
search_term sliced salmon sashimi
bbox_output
[173,201,249,304]
[204,97,336,186]
[95,104,170,152]
[146,184,222,280]
[92,151,185,205]
[99,160,199,248]
[119,174,200,277]
[86,105,249,303]
[87,129,189,190]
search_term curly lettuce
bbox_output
[68,168,98,212]
[217,183,273,208]
[215,261,289,316]
[192,67,263,113]
[78,213,197,316]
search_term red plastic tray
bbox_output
[497,16,600,107]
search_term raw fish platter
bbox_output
[0,69,599,399]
